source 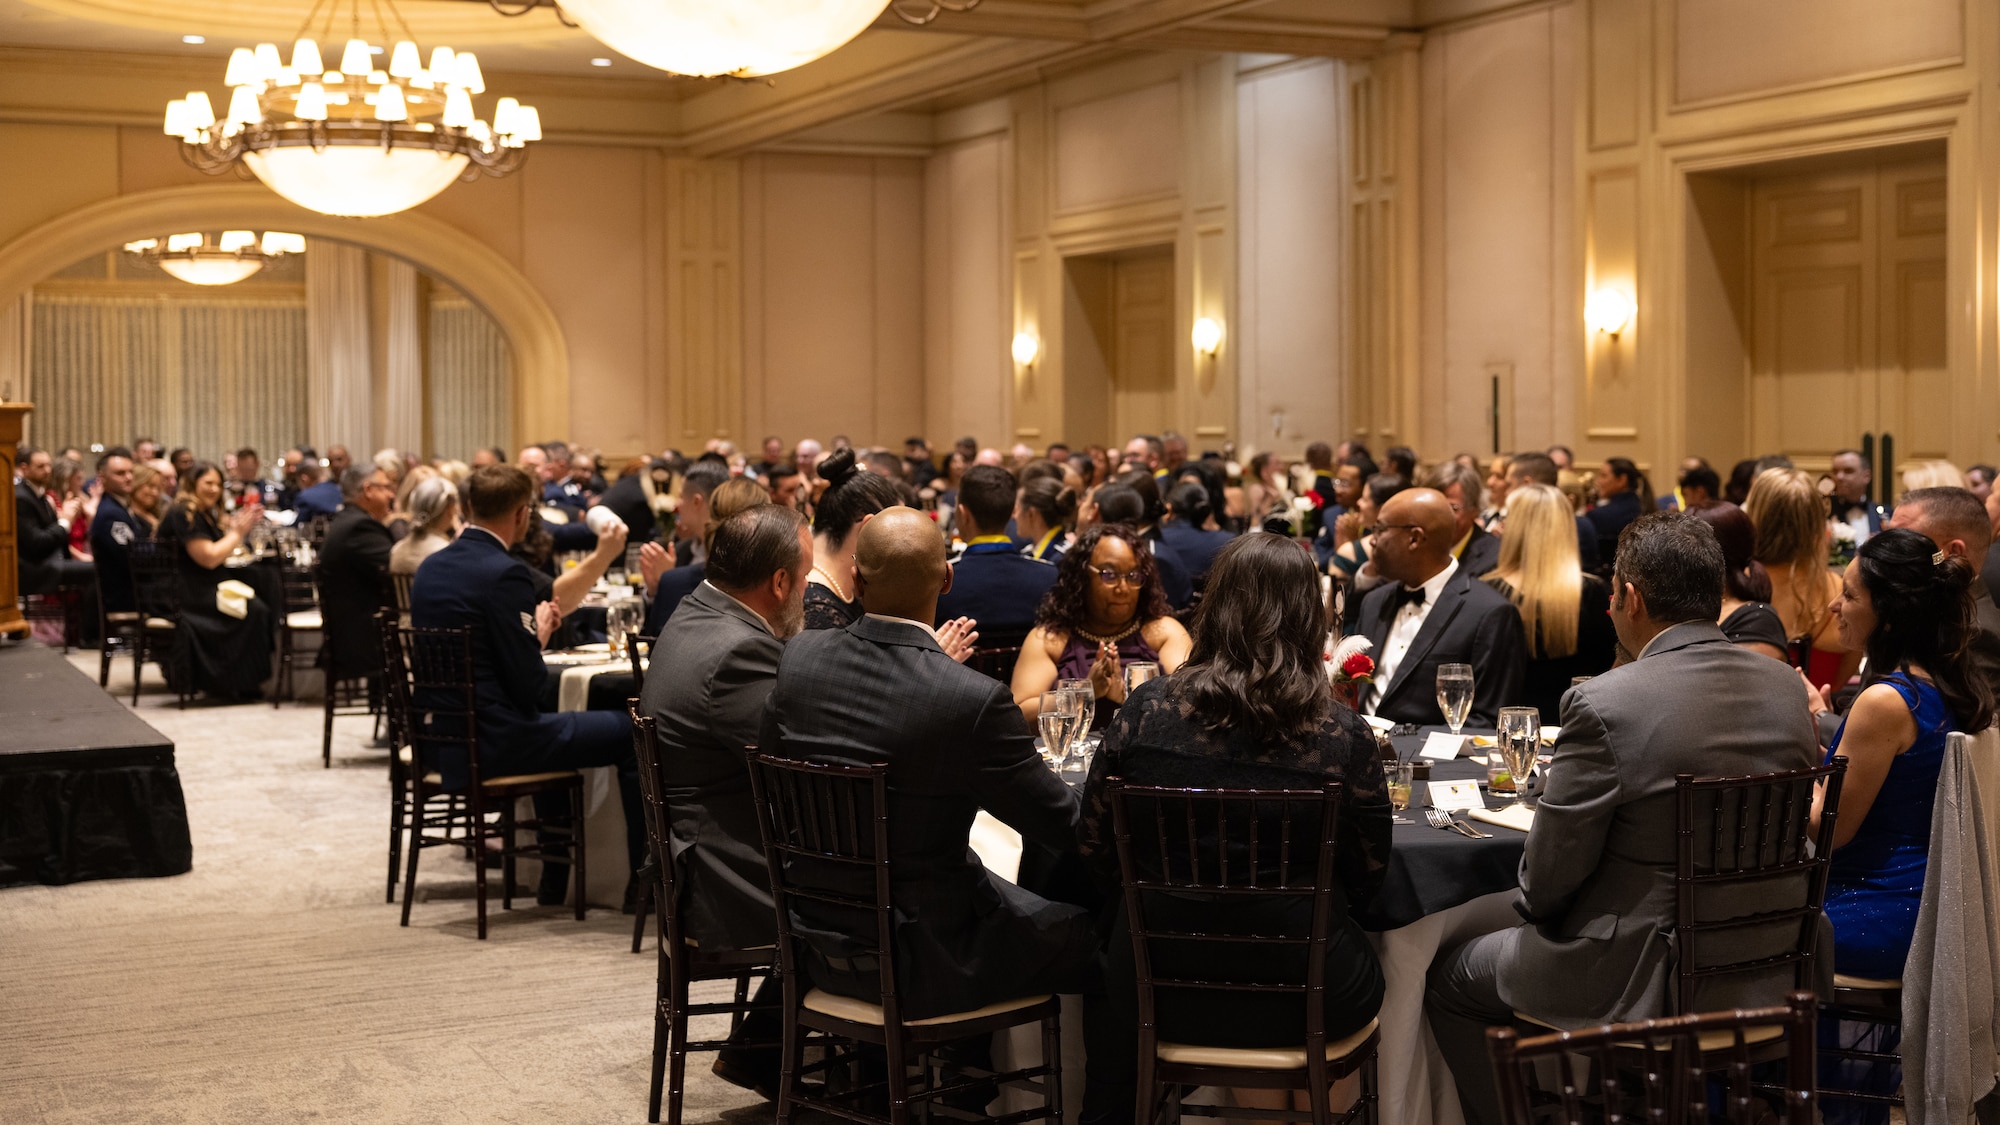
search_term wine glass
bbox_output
[1123,662,1160,697]
[1435,664,1474,735]
[1038,690,1079,768]
[1497,706,1540,804]
[1386,760,1414,824]
[1057,677,1094,754]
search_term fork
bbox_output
[1425,807,1486,839]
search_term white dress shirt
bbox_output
[1363,556,1459,716]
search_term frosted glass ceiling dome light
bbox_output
[124,229,305,286]
[559,0,989,78]
[166,0,537,217]
[1586,287,1635,337]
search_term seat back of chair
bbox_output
[284,563,319,616]
[747,755,899,1022]
[1107,781,1344,1057]
[965,645,1020,683]
[627,702,685,948]
[391,572,416,614]
[396,623,482,790]
[128,540,181,618]
[1673,760,1846,1014]
[1486,992,1819,1125]
[627,632,653,692]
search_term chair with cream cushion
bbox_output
[747,754,1064,1125]
[1108,780,1379,1125]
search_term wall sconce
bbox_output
[1585,288,1635,338]
[1011,331,1040,368]
[1191,316,1223,356]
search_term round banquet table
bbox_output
[987,727,1532,1125]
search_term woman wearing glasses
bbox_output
[1012,523,1192,729]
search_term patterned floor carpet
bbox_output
[0,652,770,1125]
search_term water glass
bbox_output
[1123,662,1159,696]
[1497,706,1541,802]
[1037,710,1070,769]
[1056,677,1094,748]
[1386,760,1414,823]
[625,544,646,582]
[1435,664,1475,734]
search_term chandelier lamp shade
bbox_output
[124,231,308,286]
[165,1,540,218]
[558,0,984,79]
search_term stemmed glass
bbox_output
[1497,706,1541,804]
[1435,664,1474,735]
[1038,691,1085,770]
[1057,677,1094,757]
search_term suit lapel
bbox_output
[1378,572,1469,709]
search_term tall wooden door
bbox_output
[1749,153,1947,473]
[1108,247,1176,441]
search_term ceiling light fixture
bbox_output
[165,0,539,218]
[124,230,307,286]
[546,0,982,79]
[182,34,206,44]
[589,57,612,67]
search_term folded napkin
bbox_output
[969,811,1023,884]
[215,578,257,620]
[1467,804,1536,833]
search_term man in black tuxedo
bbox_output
[760,507,1096,1022]
[935,464,1056,646]
[1356,488,1526,728]
[15,444,93,597]
[317,466,396,686]
[1429,461,1500,577]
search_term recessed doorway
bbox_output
[1062,243,1176,448]
[1684,140,1947,475]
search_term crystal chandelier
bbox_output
[550,0,980,79]
[124,231,308,286]
[166,1,541,218]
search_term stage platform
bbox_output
[0,640,191,887]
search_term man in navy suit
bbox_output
[87,448,142,614]
[411,464,643,907]
[1158,480,1235,582]
[934,465,1057,647]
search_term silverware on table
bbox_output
[1425,807,1488,839]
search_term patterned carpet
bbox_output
[0,653,769,1125]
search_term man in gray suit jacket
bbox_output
[759,508,1096,1020]
[1426,512,1820,1125]
[640,503,812,1098]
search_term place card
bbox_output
[1419,732,1465,760]
[1429,779,1485,812]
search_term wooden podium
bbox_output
[0,402,29,638]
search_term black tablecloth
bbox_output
[1357,729,1528,931]
[0,641,192,887]
[540,665,637,714]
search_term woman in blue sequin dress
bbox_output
[1809,524,1995,1121]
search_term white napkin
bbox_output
[969,811,1023,884]
[215,578,256,619]
[1467,804,1536,833]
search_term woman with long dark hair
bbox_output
[1691,501,1787,660]
[1075,533,1391,1125]
[1011,523,1191,728]
[1812,528,1995,976]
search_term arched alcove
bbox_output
[0,183,568,446]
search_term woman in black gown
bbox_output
[1078,533,1391,1124]
[158,462,272,700]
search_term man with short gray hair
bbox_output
[1426,511,1819,1125]
[317,466,396,688]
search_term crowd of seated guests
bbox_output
[19,421,2000,1119]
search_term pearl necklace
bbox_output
[1075,618,1142,645]
[810,564,851,602]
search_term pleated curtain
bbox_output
[305,240,373,454]
[426,293,513,462]
[27,291,307,460]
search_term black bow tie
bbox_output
[1392,585,1428,611]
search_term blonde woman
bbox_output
[1744,467,1857,691]
[387,463,439,540]
[1483,484,1616,722]
[390,476,459,576]
[1900,459,1967,495]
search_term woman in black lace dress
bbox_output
[1077,533,1391,1123]
[801,448,903,630]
